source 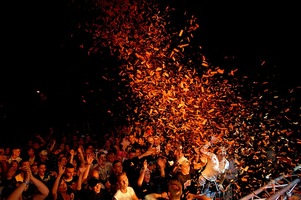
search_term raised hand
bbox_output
[58,163,66,175]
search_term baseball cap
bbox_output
[88,177,101,187]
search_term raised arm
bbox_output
[30,172,50,199]
[6,170,31,200]
[7,162,49,200]
[52,163,65,200]
[137,160,148,186]
[82,153,94,181]
[69,149,75,164]
[157,157,166,178]
[77,146,86,164]
[76,163,89,191]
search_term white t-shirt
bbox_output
[219,159,229,174]
[201,151,220,181]
[113,186,136,200]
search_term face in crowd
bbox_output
[117,172,129,190]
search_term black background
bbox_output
[1,1,300,140]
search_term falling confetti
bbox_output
[66,0,301,198]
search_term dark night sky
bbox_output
[1,1,300,138]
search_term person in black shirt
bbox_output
[174,160,198,199]
[78,177,111,200]
[135,160,158,199]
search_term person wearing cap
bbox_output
[174,159,199,200]
[77,177,111,200]
[36,150,51,168]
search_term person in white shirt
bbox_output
[113,172,139,200]
[197,140,230,198]
[216,146,230,191]
[198,143,220,186]
[7,148,22,164]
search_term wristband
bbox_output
[23,180,30,186]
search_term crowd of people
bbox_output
[0,126,233,200]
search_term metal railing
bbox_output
[239,165,301,200]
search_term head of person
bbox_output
[5,147,11,155]
[64,163,75,179]
[39,150,48,161]
[147,136,154,147]
[168,179,182,200]
[106,151,115,163]
[90,169,100,179]
[173,148,183,160]
[12,148,21,157]
[117,172,129,190]
[112,160,123,175]
[31,163,38,174]
[58,155,68,166]
[143,169,151,182]
[104,178,111,190]
[27,147,36,156]
[216,146,227,157]
[32,140,42,150]
[19,160,30,170]
[18,160,31,185]
[165,142,172,151]
[88,177,102,194]
[104,140,112,149]
[37,163,47,176]
[129,134,136,144]
[153,135,160,146]
[127,149,136,160]
[97,152,107,164]
[10,160,19,168]
[84,147,94,158]
[137,137,145,147]
[135,147,142,157]
[179,160,190,175]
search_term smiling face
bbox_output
[38,163,47,175]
